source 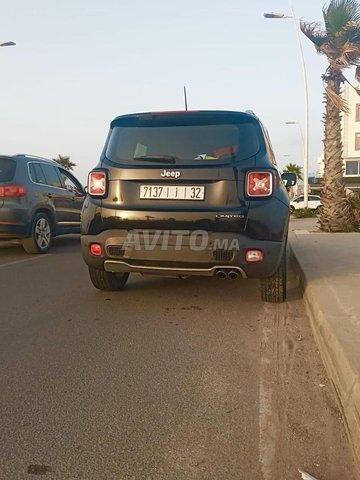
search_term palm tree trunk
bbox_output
[320,73,352,231]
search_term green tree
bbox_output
[301,0,360,231]
[284,162,303,181]
[53,154,76,171]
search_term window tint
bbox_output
[29,163,47,184]
[40,164,63,188]
[0,157,16,182]
[106,122,261,166]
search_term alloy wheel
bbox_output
[35,217,51,249]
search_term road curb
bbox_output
[289,245,360,472]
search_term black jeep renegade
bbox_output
[81,110,295,302]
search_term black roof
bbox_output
[110,110,259,128]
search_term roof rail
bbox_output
[15,153,55,163]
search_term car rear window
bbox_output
[0,157,16,182]
[105,118,262,166]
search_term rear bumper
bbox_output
[104,261,246,278]
[0,207,30,239]
[81,229,286,278]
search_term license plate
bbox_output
[140,185,205,200]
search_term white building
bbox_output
[315,85,360,192]
[342,85,360,179]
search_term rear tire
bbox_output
[22,212,52,254]
[88,267,129,291]
[260,250,287,303]
[290,206,295,214]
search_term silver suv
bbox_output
[0,154,85,253]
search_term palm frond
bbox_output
[326,84,350,112]
[323,0,360,37]
[335,40,360,65]
[284,163,303,181]
[335,21,360,43]
[300,21,328,51]
[321,41,340,58]
[341,73,360,94]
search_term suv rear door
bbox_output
[100,112,264,232]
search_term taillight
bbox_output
[90,243,102,256]
[245,249,264,263]
[246,172,273,197]
[0,185,27,197]
[88,171,107,197]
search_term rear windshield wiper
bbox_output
[133,155,176,164]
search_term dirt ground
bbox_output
[258,260,359,480]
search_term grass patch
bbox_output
[339,221,360,232]
[293,208,318,218]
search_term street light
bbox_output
[264,8,309,208]
[0,41,16,47]
[285,121,305,151]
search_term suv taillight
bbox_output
[0,185,27,197]
[88,171,107,197]
[246,172,273,197]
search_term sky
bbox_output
[0,0,345,184]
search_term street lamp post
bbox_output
[264,8,309,208]
[0,41,16,47]
[285,120,305,153]
[285,120,304,140]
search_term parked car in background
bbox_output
[0,154,85,253]
[290,194,322,213]
[81,110,296,302]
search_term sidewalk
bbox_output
[289,218,360,471]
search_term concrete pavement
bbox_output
[289,217,360,471]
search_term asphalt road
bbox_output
[0,237,358,480]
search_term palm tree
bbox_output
[53,154,76,171]
[301,0,360,231]
[284,162,303,181]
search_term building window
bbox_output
[356,104,360,122]
[345,160,360,176]
[355,133,360,150]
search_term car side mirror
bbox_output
[281,172,297,189]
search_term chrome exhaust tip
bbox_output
[216,270,227,279]
[228,270,239,279]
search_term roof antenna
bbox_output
[183,86,188,111]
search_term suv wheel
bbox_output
[88,267,129,291]
[260,250,286,303]
[290,205,295,214]
[22,213,52,254]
